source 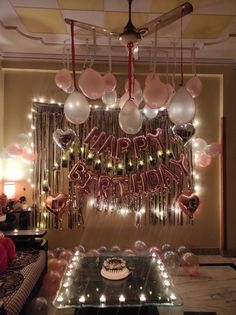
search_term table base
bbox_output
[74,306,159,315]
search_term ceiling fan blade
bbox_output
[64,18,119,38]
[137,2,193,37]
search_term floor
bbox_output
[42,255,236,315]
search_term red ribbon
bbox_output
[127,42,133,100]
[70,21,78,91]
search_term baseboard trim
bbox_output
[191,248,220,255]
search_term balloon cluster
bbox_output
[55,67,118,125]
[3,133,36,163]
[41,248,73,298]
[192,138,221,168]
[54,63,206,138]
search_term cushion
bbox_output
[0,237,16,262]
[0,243,8,274]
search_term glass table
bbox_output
[53,254,182,314]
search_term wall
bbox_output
[0,60,233,254]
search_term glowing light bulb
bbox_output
[140,294,146,302]
[119,294,125,302]
[100,295,106,303]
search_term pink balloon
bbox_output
[145,72,160,86]
[103,72,117,92]
[48,250,56,259]
[58,249,73,262]
[148,246,161,256]
[55,68,73,91]
[185,75,202,98]
[143,79,169,109]
[85,250,97,257]
[55,259,68,276]
[123,249,135,256]
[42,270,61,297]
[205,142,221,158]
[6,143,23,157]
[196,151,212,167]
[78,68,105,100]
[181,252,199,276]
[22,147,37,162]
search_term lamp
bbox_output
[4,182,16,199]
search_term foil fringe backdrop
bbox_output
[32,102,194,229]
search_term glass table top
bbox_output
[53,254,182,309]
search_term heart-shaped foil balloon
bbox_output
[176,193,200,219]
[53,129,76,151]
[172,123,195,146]
[45,193,69,220]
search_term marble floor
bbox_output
[42,255,236,315]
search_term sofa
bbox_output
[0,249,46,315]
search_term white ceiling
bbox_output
[0,0,236,65]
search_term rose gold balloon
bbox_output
[143,79,169,109]
[78,68,105,100]
[205,142,221,158]
[196,152,212,167]
[103,72,117,92]
[145,72,160,86]
[45,193,69,219]
[47,250,56,259]
[56,259,68,276]
[185,75,202,98]
[86,249,100,256]
[119,92,139,109]
[22,147,37,162]
[181,252,199,276]
[148,246,161,256]
[47,258,59,270]
[123,249,135,256]
[58,250,73,262]
[6,143,23,157]
[42,270,61,297]
[55,68,73,91]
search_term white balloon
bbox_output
[119,100,143,134]
[167,86,196,125]
[102,90,117,106]
[16,133,29,147]
[143,105,158,119]
[192,138,207,153]
[64,91,90,125]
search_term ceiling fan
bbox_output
[65,0,193,46]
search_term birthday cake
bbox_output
[101,257,130,280]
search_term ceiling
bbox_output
[0,0,236,65]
